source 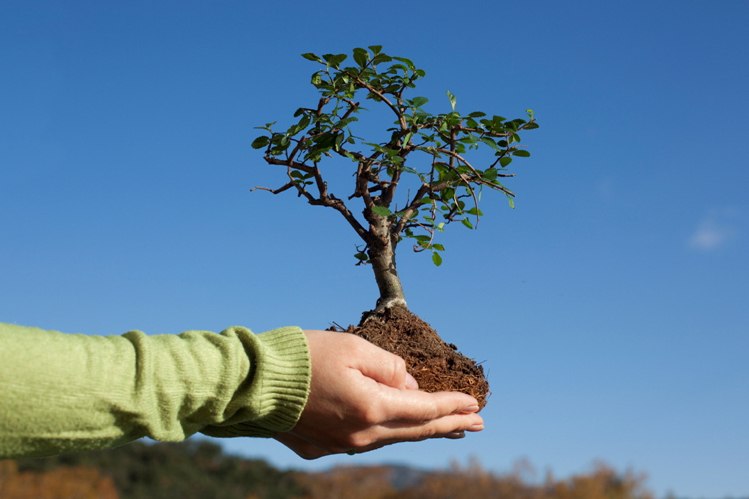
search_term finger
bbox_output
[376,388,480,422]
[372,413,483,444]
[349,336,415,390]
[387,412,484,435]
[445,431,466,439]
[345,420,477,455]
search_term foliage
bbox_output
[394,458,654,499]
[2,442,659,499]
[7,440,302,499]
[0,460,117,499]
[252,46,538,268]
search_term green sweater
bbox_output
[0,323,311,458]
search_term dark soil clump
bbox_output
[341,306,489,409]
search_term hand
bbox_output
[274,330,484,459]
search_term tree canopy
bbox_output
[252,46,538,268]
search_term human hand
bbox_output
[274,330,484,459]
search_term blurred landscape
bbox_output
[0,440,737,499]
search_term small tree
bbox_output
[252,46,538,313]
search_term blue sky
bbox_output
[1,1,747,497]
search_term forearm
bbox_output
[0,323,310,458]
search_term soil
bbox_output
[336,305,490,409]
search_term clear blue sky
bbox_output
[1,1,747,497]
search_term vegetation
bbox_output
[0,441,662,499]
[3,441,301,499]
[252,46,538,311]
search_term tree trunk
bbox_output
[368,217,407,312]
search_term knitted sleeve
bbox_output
[0,323,311,458]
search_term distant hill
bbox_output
[1,440,721,499]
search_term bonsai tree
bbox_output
[252,46,538,405]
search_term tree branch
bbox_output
[392,183,431,236]
[353,76,408,131]
[252,182,295,195]
[264,156,316,174]
[433,147,515,197]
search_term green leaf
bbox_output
[410,96,429,107]
[468,111,486,118]
[461,218,474,229]
[432,252,443,266]
[323,53,348,68]
[301,52,321,62]
[371,205,392,217]
[368,45,383,55]
[432,243,445,251]
[333,53,348,67]
[392,56,415,69]
[507,197,516,209]
[353,47,369,67]
[372,53,393,65]
[313,132,336,148]
[513,150,531,157]
[480,137,501,151]
[499,156,513,167]
[446,90,457,111]
[251,136,269,149]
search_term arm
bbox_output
[0,323,483,460]
[0,323,310,458]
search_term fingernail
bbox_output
[462,404,480,413]
[405,373,419,390]
[470,423,484,431]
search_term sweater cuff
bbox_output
[201,326,311,439]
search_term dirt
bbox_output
[337,306,489,409]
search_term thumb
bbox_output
[352,338,419,390]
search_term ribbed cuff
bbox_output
[201,326,311,439]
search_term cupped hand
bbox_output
[274,330,483,459]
